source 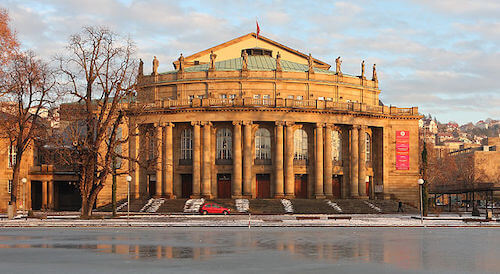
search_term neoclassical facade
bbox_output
[128,33,422,204]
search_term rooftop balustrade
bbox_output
[140,98,419,116]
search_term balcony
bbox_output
[141,98,419,116]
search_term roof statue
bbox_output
[361,60,365,79]
[209,51,217,71]
[276,51,282,71]
[178,53,185,72]
[307,53,314,73]
[372,64,378,82]
[241,50,248,71]
[335,56,342,75]
[152,56,159,75]
[138,58,144,77]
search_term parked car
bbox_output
[199,203,231,215]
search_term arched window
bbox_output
[216,128,232,160]
[294,128,308,160]
[181,128,193,160]
[255,128,271,160]
[332,130,342,162]
[366,133,371,162]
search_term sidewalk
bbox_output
[1,213,499,227]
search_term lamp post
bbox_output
[21,178,27,217]
[126,175,132,224]
[418,178,424,224]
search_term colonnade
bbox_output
[137,121,373,199]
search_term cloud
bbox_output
[2,0,499,123]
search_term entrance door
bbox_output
[181,174,193,198]
[332,176,341,199]
[31,181,42,210]
[256,174,271,198]
[57,181,81,211]
[294,174,308,198]
[148,175,156,197]
[217,174,231,199]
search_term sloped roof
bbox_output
[173,33,331,70]
[164,55,335,74]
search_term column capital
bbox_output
[165,122,175,127]
[191,121,202,126]
[154,122,165,128]
[275,121,286,126]
[242,120,253,126]
[284,121,295,127]
[352,124,361,130]
[315,122,325,128]
[200,121,212,126]
[232,120,243,126]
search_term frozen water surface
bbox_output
[0,227,499,273]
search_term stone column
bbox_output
[274,121,285,198]
[164,122,174,198]
[232,121,243,198]
[324,124,333,198]
[202,122,212,198]
[315,123,325,198]
[284,122,295,198]
[242,121,253,197]
[42,181,47,210]
[155,123,164,197]
[48,181,54,209]
[350,125,359,198]
[192,122,201,197]
[358,125,368,198]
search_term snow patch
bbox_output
[184,199,205,213]
[281,199,294,213]
[116,201,128,211]
[364,201,382,213]
[140,198,165,213]
[325,200,343,213]
[235,199,249,213]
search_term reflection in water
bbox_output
[0,228,499,273]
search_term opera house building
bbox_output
[130,33,421,204]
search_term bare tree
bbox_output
[57,26,137,218]
[0,50,55,214]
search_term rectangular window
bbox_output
[7,180,12,194]
[229,94,236,99]
[8,144,16,168]
[188,95,195,100]
[318,97,325,101]
[296,96,303,100]
[197,95,204,99]
[287,95,294,99]
[262,94,270,99]
[220,94,227,99]
[194,60,200,65]
[326,97,333,101]
[253,94,260,99]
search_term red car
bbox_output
[199,203,231,215]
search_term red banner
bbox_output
[396,130,410,170]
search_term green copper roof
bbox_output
[161,55,335,75]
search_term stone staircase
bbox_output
[156,199,188,213]
[210,199,238,212]
[140,198,166,213]
[249,199,286,214]
[291,199,339,214]
[183,199,205,213]
[332,199,380,214]
[370,200,418,213]
[117,198,150,212]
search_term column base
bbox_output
[190,194,201,199]
[241,194,252,199]
[274,193,285,199]
[314,194,326,199]
[163,193,176,199]
[324,194,334,199]
[357,195,369,200]
[284,194,295,199]
[231,195,243,199]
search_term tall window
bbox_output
[294,129,308,160]
[181,128,193,160]
[255,128,271,160]
[366,133,371,162]
[8,144,16,168]
[216,128,232,160]
[7,180,12,193]
[332,130,342,161]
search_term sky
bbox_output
[2,0,499,124]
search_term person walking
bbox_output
[397,201,404,212]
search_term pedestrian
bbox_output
[397,201,404,212]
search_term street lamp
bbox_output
[418,178,424,224]
[21,178,27,217]
[126,175,132,224]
